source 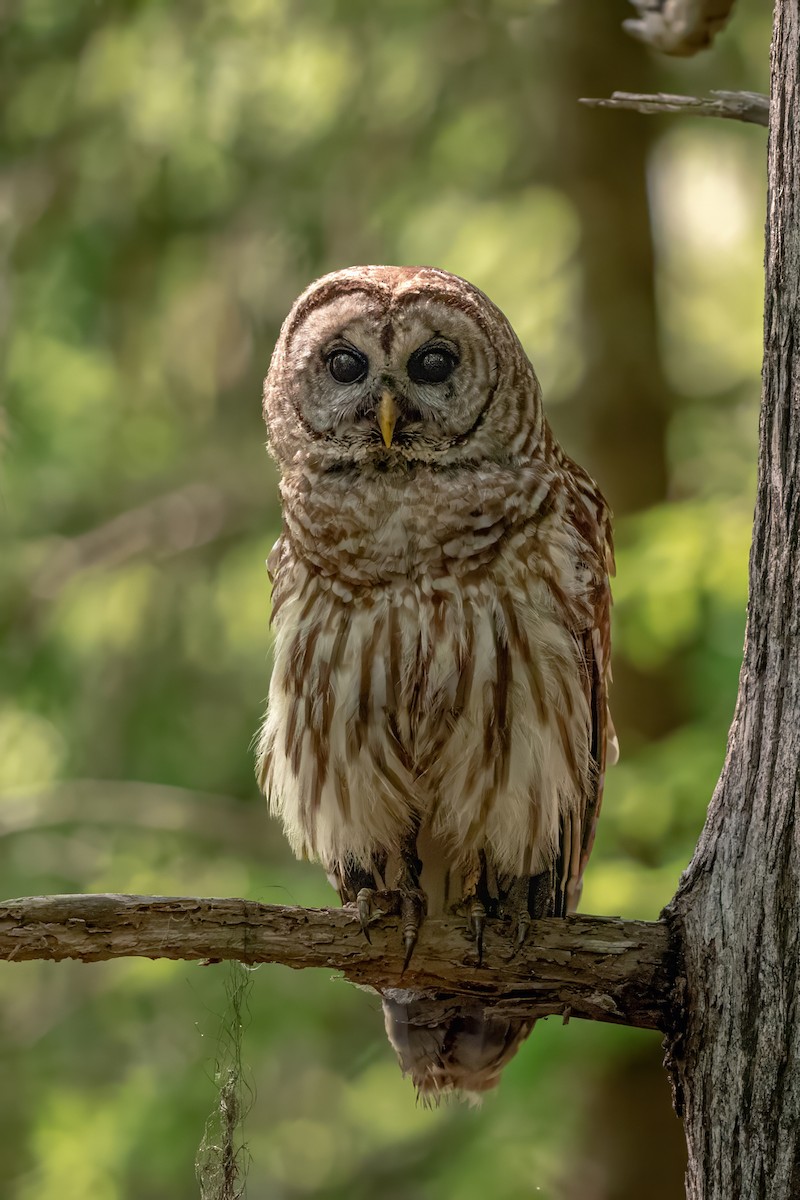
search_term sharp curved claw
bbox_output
[506,913,530,960]
[349,881,425,972]
[468,900,487,966]
[399,891,424,975]
[356,888,373,943]
[401,929,418,975]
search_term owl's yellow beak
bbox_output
[378,390,398,448]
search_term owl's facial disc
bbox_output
[265,267,539,472]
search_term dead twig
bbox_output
[580,90,768,127]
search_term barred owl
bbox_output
[257,265,616,1099]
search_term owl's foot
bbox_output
[513,911,531,954]
[395,828,425,971]
[354,887,401,942]
[353,885,426,972]
[502,871,555,957]
[504,877,531,953]
[355,887,378,943]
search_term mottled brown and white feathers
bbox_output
[257,265,615,1097]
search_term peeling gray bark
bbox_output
[581,90,769,127]
[0,894,673,1031]
[664,3,800,1196]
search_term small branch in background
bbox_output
[29,482,243,600]
[0,780,269,859]
[0,893,677,1032]
[623,0,737,56]
[580,90,769,128]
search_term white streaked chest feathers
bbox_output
[257,461,599,878]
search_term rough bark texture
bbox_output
[0,894,673,1030]
[664,4,800,1197]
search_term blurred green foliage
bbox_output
[0,1,770,1197]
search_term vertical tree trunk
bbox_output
[666,3,800,1196]
[552,0,671,518]
[550,9,687,1194]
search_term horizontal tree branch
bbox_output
[28,481,250,600]
[580,90,769,127]
[0,893,676,1031]
[0,780,266,858]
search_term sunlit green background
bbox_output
[0,1,770,1197]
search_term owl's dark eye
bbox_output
[407,346,458,384]
[327,348,368,384]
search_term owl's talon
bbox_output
[502,875,534,960]
[349,884,425,969]
[400,890,426,975]
[468,899,487,966]
[356,887,374,943]
[402,930,417,974]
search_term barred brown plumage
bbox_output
[256,265,616,1099]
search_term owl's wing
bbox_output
[563,502,616,915]
[266,533,290,623]
[266,534,285,584]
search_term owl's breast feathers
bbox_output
[257,455,613,887]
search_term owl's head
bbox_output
[264,266,544,471]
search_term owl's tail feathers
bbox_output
[382,992,534,1103]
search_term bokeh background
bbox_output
[0,1,771,1197]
